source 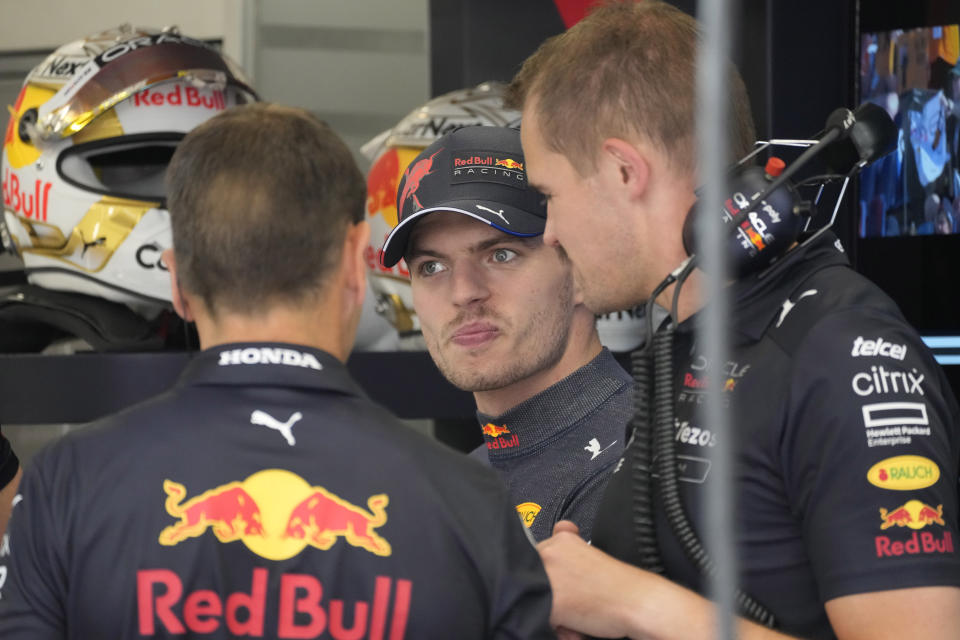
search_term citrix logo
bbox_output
[852,365,924,397]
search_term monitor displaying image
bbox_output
[858,24,960,237]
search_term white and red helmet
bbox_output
[1,25,257,319]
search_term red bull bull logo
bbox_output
[875,500,954,558]
[159,480,265,545]
[138,568,412,638]
[481,423,510,438]
[159,470,391,560]
[399,149,441,213]
[481,423,518,450]
[494,157,524,171]
[740,220,766,251]
[285,489,391,556]
[879,500,945,530]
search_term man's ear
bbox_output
[163,249,193,322]
[599,138,650,201]
[342,220,370,309]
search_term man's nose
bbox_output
[450,260,492,307]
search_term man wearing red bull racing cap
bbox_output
[0,104,554,639]
[508,2,960,639]
[380,126,631,542]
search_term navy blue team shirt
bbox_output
[0,343,554,639]
[592,232,960,639]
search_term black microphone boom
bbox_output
[823,102,898,173]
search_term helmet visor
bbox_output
[36,35,256,140]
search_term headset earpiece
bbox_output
[682,157,809,277]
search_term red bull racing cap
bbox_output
[379,125,547,268]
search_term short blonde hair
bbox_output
[508,0,756,174]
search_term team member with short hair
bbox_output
[511,2,960,638]
[0,104,554,639]
[380,126,630,541]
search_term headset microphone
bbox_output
[681,102,897,278]
[822,102,898,172]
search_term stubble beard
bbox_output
[430,272,575,393]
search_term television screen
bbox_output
[858,24,960,237]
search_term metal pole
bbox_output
[696,0,737,638]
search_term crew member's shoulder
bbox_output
[765,263,911,356]
[359,401,510,492]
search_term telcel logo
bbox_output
[852,336,907,361]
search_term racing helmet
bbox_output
[361,82,521,345]
[362,81,647,352]
[1,25,257,320]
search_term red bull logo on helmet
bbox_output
[159,469,391,560]
[367,147,400,218]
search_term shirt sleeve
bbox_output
[558,461,618,542]
[487,499,555,639]
[0,446,68,639]
[781,309,960,602]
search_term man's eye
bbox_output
[491,248,517,263]
[418,261,446,276]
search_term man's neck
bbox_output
[195,303,353,362]
[473,325,604,417]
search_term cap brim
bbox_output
[379,200,545,268]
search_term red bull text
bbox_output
[875,500,954,558]
[137,568,412,639]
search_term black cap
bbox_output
[379,126,546,268]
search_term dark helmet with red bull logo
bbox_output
[0,25,257,350]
